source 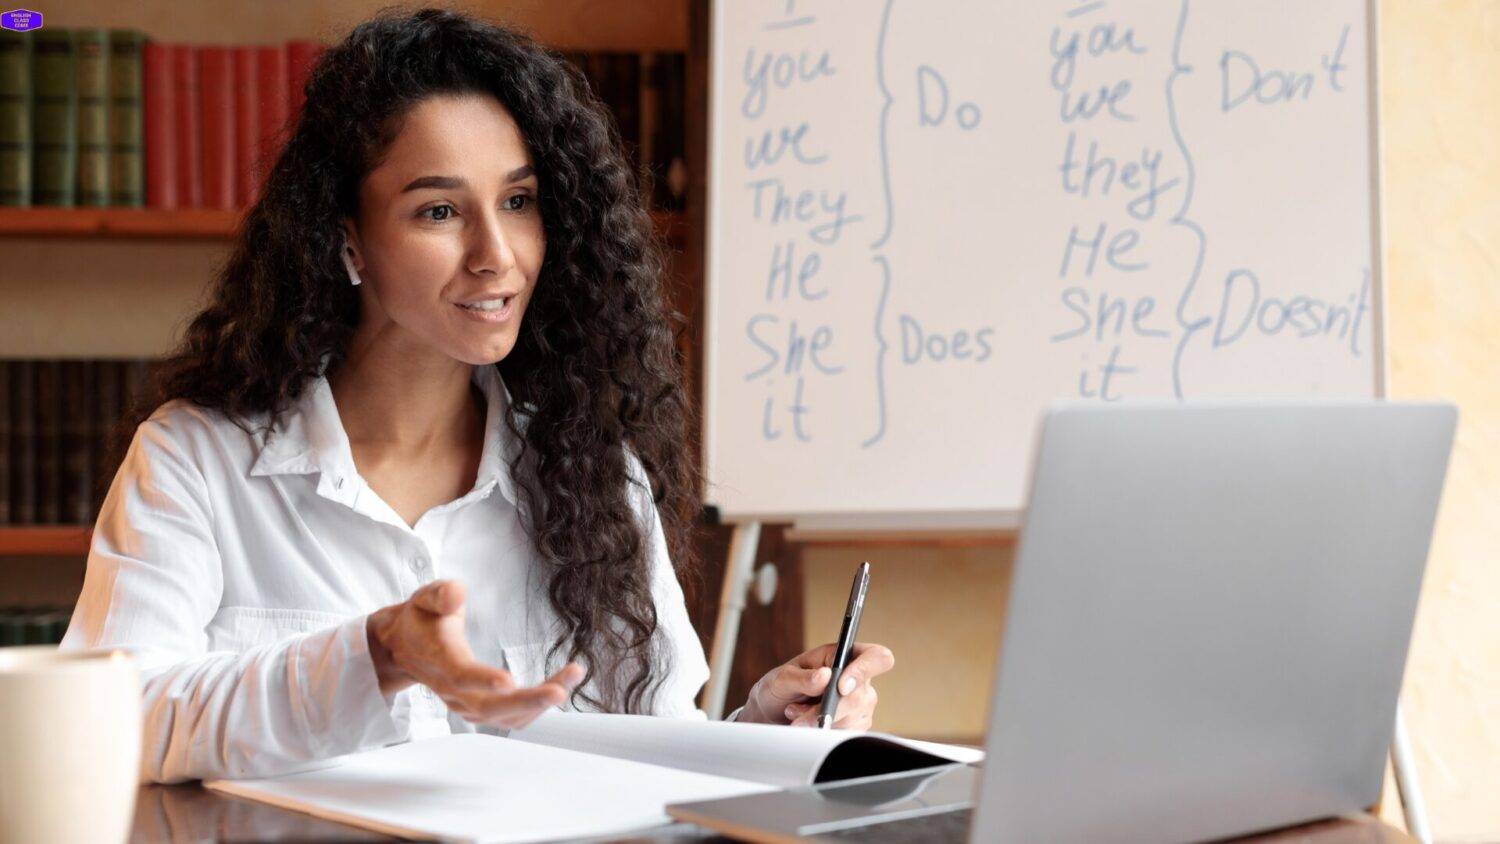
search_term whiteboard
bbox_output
[703,0,1385,525]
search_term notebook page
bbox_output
[204,733,775,843]
[509,711,983,788]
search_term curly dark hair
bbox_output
[101,6,703,714]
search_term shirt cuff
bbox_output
[290,612,407,757]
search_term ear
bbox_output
[339,219,365,287]
[338,219,362,268]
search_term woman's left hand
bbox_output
[736,642,895,729]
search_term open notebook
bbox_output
[204,711,984,843]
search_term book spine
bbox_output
[232,46,258,208]
[0,361,10,524]
[172,45,202,208]
[254,45,288,203]
[61,360,95,524]
[10,359,35,525]
[31,28,77,206]
[34,358,61,524]
[0,30,33,206]
[609,53,641,181]
[107,29,145,207]
[657,53,686,211]
[74,29,109,207]
[198,46,235,210]
[143,39,178,209]
[91,359,122,521]
[285,39,325,128]
[637,53,660,203]
[122,357,150,426]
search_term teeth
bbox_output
[462,297,509,312]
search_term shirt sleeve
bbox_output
[58,411,407,784]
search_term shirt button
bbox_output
[334,476,344,489]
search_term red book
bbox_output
[198,46,236,210]
[232,46,260,208]
[286,39,325,125]
[255,45,289,200]
[143,42,179,209]
[173,45,203,208]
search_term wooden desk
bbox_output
[133,783,1415,843]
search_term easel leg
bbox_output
[701,520,761,719]
[1391,700,1431,843]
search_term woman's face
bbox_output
[342,93,546,366]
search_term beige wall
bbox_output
[802,543,1012,744]
[803,2,1500,838]
[1377,0,1500,838]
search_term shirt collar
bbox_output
[250,361,526,509]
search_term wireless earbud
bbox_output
[341,243,363,286]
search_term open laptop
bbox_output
[668,399,1457,843]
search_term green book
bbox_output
[31,28,77,206]
[0,30,32,205]
[107,29,144,206]
[75,29,108,206]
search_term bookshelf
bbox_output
[0,526,90,556]
[0,202,689,559]
[0,206,688,245]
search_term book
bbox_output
[9,359,35,524]
[0,29,32,206]
[205,711,982,843]
[31,28,78,206]
[231,46,258,208]
[198,46,235,209]
[106,29,145,207]
[253,45,289,204]
[91,359,123,521]
[74,29,110,207]
[172,44,203,207]
[60,360,95,524]
[0,362,9,523]
[143,40,178,208]
[285,40,325,121]
[33,358,61,524]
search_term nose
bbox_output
[465,205,516,278]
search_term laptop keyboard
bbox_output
[813,808,973,843]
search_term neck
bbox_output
[327,347,485,455]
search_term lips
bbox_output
[454,296,516,323]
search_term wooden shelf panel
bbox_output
[0,207,247,239]
[0,526,93,556]
[0,207,687,242]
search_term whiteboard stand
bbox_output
[702,520,760,720]
[1392,701,1432,842]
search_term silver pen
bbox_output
[817,561,870,729]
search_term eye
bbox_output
[418,203,456,223]
[504,193,535,212]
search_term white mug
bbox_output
[0,645,142,843]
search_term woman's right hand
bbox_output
[365,578,583,729]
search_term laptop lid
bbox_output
[972,400,1456,843]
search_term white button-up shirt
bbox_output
[60,362,723,784]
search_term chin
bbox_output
[461,338,518,366]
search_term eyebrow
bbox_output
[400,164,535,193]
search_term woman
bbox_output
[60,9,893,784]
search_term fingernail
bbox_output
[784,705,795,719]
[841,676,856,694]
